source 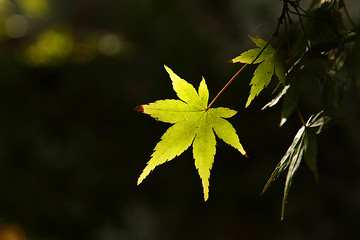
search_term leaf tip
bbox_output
[244,153,249,158]
[135,105,144,112]
[163,64,171,73]
[260,190,265,196]
[203,190,209,201]
[280,117,287,127]
[248,35,256,42]
[137,177,143,185]
[228,59,234,63]
[261,183,270,196]
[137,166,152,186]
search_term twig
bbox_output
[288,10,308,17]
[292,4,313,56]
[286,10,313,58]
[342,1,356,28]
[284,12,293,60]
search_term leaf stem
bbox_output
[284,12,293,60]
[293,4,313,56]
[342,1,356,29]
[295,105,306,126]
[207,63,248,110]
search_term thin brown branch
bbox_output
[296,5,310,16]
[284,12,293,60]
[286,10,313,58]
[342,1,356,28]
[288,10,308,17]
[292,4,313,57]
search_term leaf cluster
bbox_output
[230,0,359,218]
[262,111,328,219]
[136,0,359,219]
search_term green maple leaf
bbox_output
[261,111,327,220]
[137,65,247,201]
[231,36,286,108]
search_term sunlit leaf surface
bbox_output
[137,65,247,200]
[231,36,286,107]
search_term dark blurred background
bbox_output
[0,0,359,239]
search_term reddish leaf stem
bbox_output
[342,1,356,28]
[207,63,248,110]
[295,105,306,126]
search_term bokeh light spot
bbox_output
[17,0,49,19]
[23,29,73,66]
[0,224,27,240]
[5,15,29,38]
[98,34,121,56]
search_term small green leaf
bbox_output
[262,111,327,220]
[262,126,306,195]
[137,65,247,201]
[231,36,286,107]
[282,129,307,220]
[262,125,307,220]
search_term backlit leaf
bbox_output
[137,65,247,201]
[262,85,290,110]
[231,36,286,107]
